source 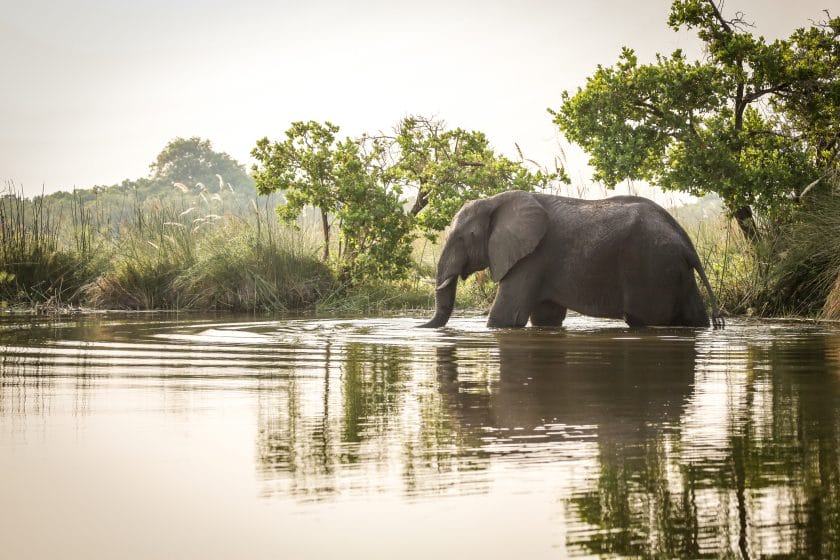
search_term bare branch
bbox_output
[706,0,733,33]
[799,172,831,198]
[729,11,756,31]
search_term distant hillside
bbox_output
[31,137,283,231]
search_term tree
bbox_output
[150,137,254,193]
[333,137,414,282]
[553,1,839,242]
[387,115,559,236]
[252,121,342,261]
[252,117,559,283]
[252,121,413,281]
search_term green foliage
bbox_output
[553,1,839,237]
[332,137,414,282]
[455,271,498,310]
[252,121,344,263]
[252,121,415,282]
[252,121,340,223]
[252,117,553,283]
[389,115,559,235]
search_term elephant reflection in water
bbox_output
[436,331,840,558]
[435,331,695,438]
[434,331,701,557]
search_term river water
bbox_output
[1,313,839,559]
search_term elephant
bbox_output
[420,190,723,329]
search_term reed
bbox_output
[85,199,200,309]
[176,220,333,312]
[0,183,104,309]
[84,193,336,312]
[761,190,840,317]
[678,212,760,315]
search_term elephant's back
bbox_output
[538,195,696,313]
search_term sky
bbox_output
[0,0,833,197]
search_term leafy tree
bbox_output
[151,137,254,194]
[253,118,558,282]
[333,137,413,282]
[252,121,342,261]
[252,121,413,281]
[387,115,559,236]
[553,1,839,242]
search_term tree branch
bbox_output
[631,100,666,119]
[705,0,732,34]
[744,129,798,140]
[743,83,791,103]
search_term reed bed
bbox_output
[762,191,840,318]
[1,184,336,313]
[0,184,104,309]
[86,198,334,312]
[5,179,839,318]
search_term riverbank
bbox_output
[3,186,839,321]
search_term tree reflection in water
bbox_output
[254,323,840,558]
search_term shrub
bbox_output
[177,225,333,312]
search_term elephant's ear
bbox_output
[488,193,548,282]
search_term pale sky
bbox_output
[1,0,832,196]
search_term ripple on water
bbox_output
[1,314,840,559]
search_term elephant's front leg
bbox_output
[530,301,567,327]
[486,276,540,328]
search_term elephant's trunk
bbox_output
[420,235,467,328]
[420,275,457,328]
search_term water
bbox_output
[2,313,839,559]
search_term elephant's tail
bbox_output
[691,255,725,329]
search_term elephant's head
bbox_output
[420,190,548,327]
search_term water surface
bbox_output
[2,313,839,559]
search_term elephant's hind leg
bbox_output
[530,301,567,327]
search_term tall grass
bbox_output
[86,197,335,312]
[0,183,104,308]
[674,186,840,318]
[680,213,760,315]
[176,223,332,312]
[85,202,189,309]
[759,191,840,317]
[8,177,836,319]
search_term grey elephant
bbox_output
[421,190,723,328]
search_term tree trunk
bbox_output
[732,205,759,245]
[410,182,428,216]
[320,208,330,261]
